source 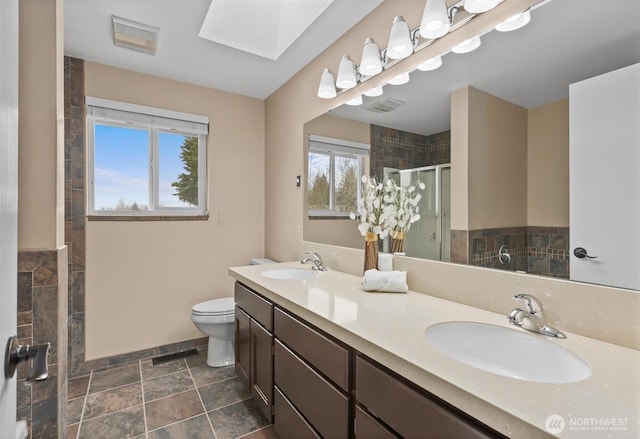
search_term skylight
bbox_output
[199,0,335,60]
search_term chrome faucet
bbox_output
[507,294,566,338]
[300,251,327,271]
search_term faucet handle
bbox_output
[513,293,543,315]
[303,251,322,262]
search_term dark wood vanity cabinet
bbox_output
[234,282,506,438]
[273,307,351,439]
[355,355,506,439]
[234,283,274,421]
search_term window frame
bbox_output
[308,135,369,218]
[86,97,208,218]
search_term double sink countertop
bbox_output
[229,262,640,438]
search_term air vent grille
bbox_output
[364,97,405,113]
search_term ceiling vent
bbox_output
[364,97,405,113]
[112,16,159,55]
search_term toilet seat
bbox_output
[192,297,235,316]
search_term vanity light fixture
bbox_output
[317,68,337,99]
[336,55,358,89]
[346,95,363,106]
[417,55,443,71]
[316,0,504,98]
[364,85,384,97]
[495,10,531,32]
[451,35,481,53]
[387,16,414,60]
[360,37,384,76]
[388,71,411,85]
[464,0,501,14]
[420,0,451,39]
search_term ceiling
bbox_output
[330,0,640,135]
[64,0,382,100]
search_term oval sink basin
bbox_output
[261,268,318,280]
[425,321,591,383]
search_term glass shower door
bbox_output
[404,169,438,260]
[385,164,451,261]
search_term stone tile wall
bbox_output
[456,226,570,278]
[527,226,570,278]
[16,248,68,439]
[370,125,450,180]
[65,56,87,377]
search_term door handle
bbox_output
[573,247,597,259]
[4,335,50,383]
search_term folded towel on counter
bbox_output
[363,269,408,293]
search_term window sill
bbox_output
[88,214,209,222]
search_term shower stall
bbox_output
[384,164,451,262]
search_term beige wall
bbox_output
[18,0,65,249]
[84,62,265,359]
[450,87,470,230]
[467,86,528,230]
[303,114,369,249]
[265,0,542,261]
[527,99,569,227]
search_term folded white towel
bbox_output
[378,253,393,272]
[363,269,408,293]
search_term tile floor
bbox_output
[66,348,278,439]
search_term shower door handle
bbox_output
[574,247,597,259]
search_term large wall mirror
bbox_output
[303,0,640,290]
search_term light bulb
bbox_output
[317,68,336,99]
[387,16,413,60]
[364,85,384,97]
[388,72,410,85]
[420,0,450,39]
[417,55,443,71]
[464,0,500,14]
[495,11,531,32]
[360,37,383,76]
[336,55,357,89]
[451,36,481,54]
[346,95,363,106]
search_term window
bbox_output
[86,97,208,217]
[308,135,369,217]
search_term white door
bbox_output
[0,0,20,436]
[569,63,640,290]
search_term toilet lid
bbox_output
[192,297,235,315]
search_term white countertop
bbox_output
[229,262,640,439]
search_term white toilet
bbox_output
[191,297,235,367]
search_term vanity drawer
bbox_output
[274,307,350,391]
[273,386,321,439]
[234,282,272,331]
[356,356,502,439]
[355,405,399,439]
[275,340,350,439]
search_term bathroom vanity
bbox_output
[230,261,640,438]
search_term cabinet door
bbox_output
[356,356,502,439]
[250,319,273,421]
[235,306,251,388]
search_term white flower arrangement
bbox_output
[383,178,426,237]
[349,175,425,240]
[349,175,392,239]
